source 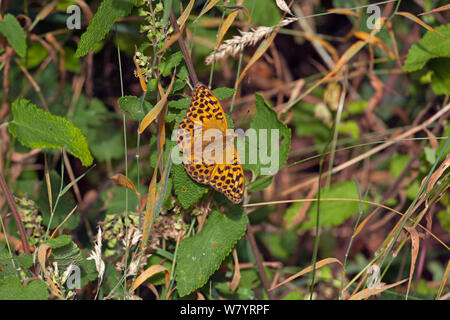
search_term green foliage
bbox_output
[243,0,280,26]
[245,93,291,176]
[118,96,152,120]
[37,171,80,230]
[45,235,72,249]
[172,164,208,209]
[8,98,93,166]
[389,153,411,179]
[19,41,48,68]
[403,24,450,72]
[0,14,26,57]
[176,207,248,297]
[75,0,138,57]
[300,181,366,230]
[0,277,49,300]
[161,51,183,76]
[403,24,450,95]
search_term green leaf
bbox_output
[161,51,183,76]
[176,207,248,297]
[389,153,411,179]
[172,164,208,209]
[168,98,191,109]
[44,235,72,249]
[19,41,48,68]
[403,24,450,72]
[300,181,366,230]
[37,171,80,230]
[8,98,93,166]
[243,0,280,26]
[0,14,27,57]
[118,95,152,120]
[247,176,273,192]
[213,87,235,100]
[246,93,291,176]
[50,240,82,270]
[428,58,450,95]
[75,0,138,57]
[162,0,173,28]
[0,276,49,300]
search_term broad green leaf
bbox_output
[161,51,183,76]
[0,276,49,300]
[101,186,144,214]
[403,23,450,72]
[429,58,450,95]
[50,240,82,270]
[19,41,48,68]
[172,164,208,209]
[213,87,235,100]
[118,96,152,120]
[247,176,273,192]
[168,98,191,109]
[176,207,248,297]
[0,14,26,57]
[8,98,93,166]
[300,181,366,230]
[87,123,124,161]
[45,235,72,249]
[245,93,291,176]
[243,0,280,26]
[75,0,138,57]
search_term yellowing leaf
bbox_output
[271,258,345,290]
[349,279,407,300]
[131,264,170,291]
[177,0,195,28]
[327,8,359,17]
[404,227,420,300]
[418,4,450,16]
[111,173,141,198]
[138,73,176,134]
[395,12,446,38]
[194,0,220,23]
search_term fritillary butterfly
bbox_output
[177,83,244,204]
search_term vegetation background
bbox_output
[0,0,449,300]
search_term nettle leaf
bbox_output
[75,0,138,57]
[0,276,48,300]
[0,14,26,57]
[161,51,183,76]
[176,207,248,297]
[45,235,72,249]
[213,87,235,100]
[50,240,82,270]
[403,23,450,72]
[8,98,93,166]
[245,93,291,176]
[172,164,208,209]
[300,181,367,230]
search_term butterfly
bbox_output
[176,83,244,204]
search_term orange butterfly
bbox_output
[176,83,244,204]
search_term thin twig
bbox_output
[247,224,275,299]
[0,172,31,254]
[169,10,198,86]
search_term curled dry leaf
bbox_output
[131,264,170,291]
[111,173,141,198]
[275,0,292,15]
[404,226,420,300]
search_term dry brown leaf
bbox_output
[349,279,408,300]
[395,12,446,38]
[111,173,141,198]
[271,258,345,290]
[404,227,420,300]
[418,4,450,16]
[131,265,170,291]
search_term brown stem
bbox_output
[247,223,275,299]
[0,171,31,254]
[169,10,198,86]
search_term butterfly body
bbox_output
[177,83,244,204]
